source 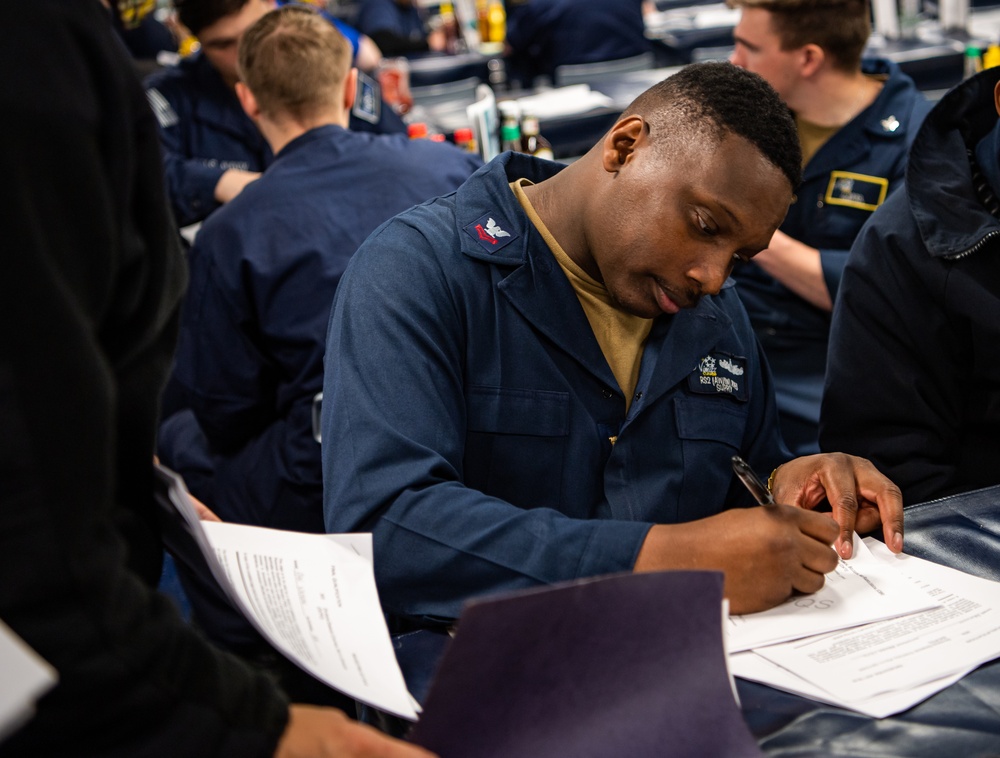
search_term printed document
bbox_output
[727,534,938,652]
[157,466,419,720]
[753,539,1000,704]
[729,651,972,718]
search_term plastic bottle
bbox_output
[476,0,489,43]
[965,44,983,79]
[498,102,522,153]
[486,0,506,44]
[520,112,554,160]
[453,127,479,154]
[438,1,462,54]
[984,44,1000,70]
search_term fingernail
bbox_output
[840,540,852,559]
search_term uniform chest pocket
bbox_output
[464,386,569,509]
[673,395,748,522]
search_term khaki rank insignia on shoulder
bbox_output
[687,353,748,401]
[465,212,518,253]
[825,171,888,211]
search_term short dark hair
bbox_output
[173,0,251,36]
[726,0,871,72]
[624,61,802,190]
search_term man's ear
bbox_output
[235,81,261,121]
[601,115,645,173]
[343,67,358,112]
[799,43,825,78]
[993,79,1000,117]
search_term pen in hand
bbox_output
[731,455,776,506]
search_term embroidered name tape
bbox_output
[687,352,748,401]
[464,213,518,253]
[824,171,888,212]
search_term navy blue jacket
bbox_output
[145,52,406,226]
[322,152,789,622]
[504,0,650,86]
[732,59,931,454]
[160,124,481,541]
[821,67,1000,503]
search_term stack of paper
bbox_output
[728,535,1000,717]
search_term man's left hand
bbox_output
[771,453,903,559]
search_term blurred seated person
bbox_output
[112,0,179,74]
[820,67,1000,504]
[157,4,481,678]
[146,0,402,227]
[726,0,931,456]
[355,0,447,56]
[504,0,651,87]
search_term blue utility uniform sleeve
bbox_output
[145,53,272,227]
[323,153,788,621]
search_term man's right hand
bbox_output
[276,706,438,758]
[634,505,839,614]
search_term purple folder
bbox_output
[409,571,762,758]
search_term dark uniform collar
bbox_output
[274,123,350,159]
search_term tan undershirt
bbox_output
[511,179,653,411]
[796,116,839,167]
[797,74,886,165]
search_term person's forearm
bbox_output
[752,230,833,311]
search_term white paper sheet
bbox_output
[729,650,971,718]
[727,535,938,653]
[157,466,419,720]
[0,619,56,744]
[755,539,1000,703]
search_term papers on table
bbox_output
[731,537,1000,716]
[0,619,56,744]
[727,534,939,652]
[155,466,419,720]
[729,651,972,720]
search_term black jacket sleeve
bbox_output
[0,3,289,755]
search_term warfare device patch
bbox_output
[688,352,748,401]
